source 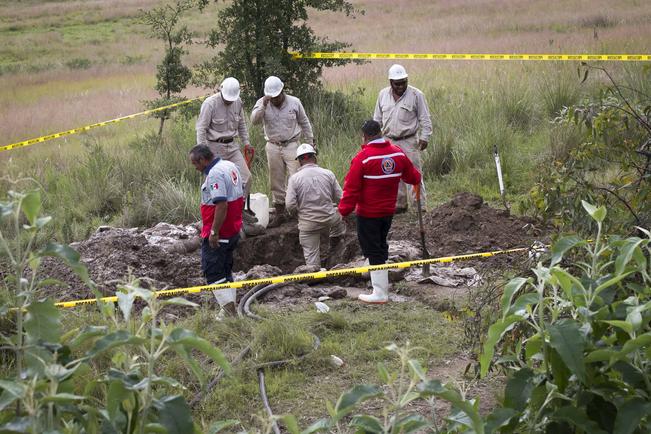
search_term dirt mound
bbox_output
[37,220,360,302]
[392,192,547,260]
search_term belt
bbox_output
[269,137,299,146]
[388,133,416,141]
[209,137,234,144]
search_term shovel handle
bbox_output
[413,183,421,201]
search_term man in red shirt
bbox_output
[339,120,422,304]
[190,145,244,317]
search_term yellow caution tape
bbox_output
[1,96,208,153]
[290,52,651,61]
[54,246,532,309]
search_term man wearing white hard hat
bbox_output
[196,77,255,222]
[251,76,314,227]
[373,64,432,213]
[286,144,346,271]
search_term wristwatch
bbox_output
[210,229,216,236]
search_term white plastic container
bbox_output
[248,193,269,228]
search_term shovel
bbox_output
[244,145,255,211]
[414,184,431,277]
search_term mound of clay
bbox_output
[392,192,545,258]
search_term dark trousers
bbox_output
[201,234,240,284]
[356,215,393,265]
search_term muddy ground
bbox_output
[34,192,546,304]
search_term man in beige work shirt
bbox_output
[196,77,254,200]
[373,64,432,212]
[251,76,314,227]
[286,144,346,271]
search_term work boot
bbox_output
[326,236,345,269]
[358,270,389,304]
[242,208,258,224]
[267,204,287,228]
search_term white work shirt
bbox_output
[373,85,433,142]
[286,163,342,230]
[196,93,250,145]
[250,94,314,144]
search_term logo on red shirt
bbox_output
[381,157,396,174]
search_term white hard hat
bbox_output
[295,143,316,160]
[220,77,240,102]
[388,64,408,80]
[264,76,284,97]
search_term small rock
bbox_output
[330,355,345,367]
[318,296,332,302]
[314,301,330,313]
[245,264,283,280]
[327,287,348,299]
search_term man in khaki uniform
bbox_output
[286,144,346,271]
[373,64,432,212]
[251,76,314,227]
[196,77,254,202]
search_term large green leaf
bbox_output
[553,405,608,434]
[500,277,529,318]
[155,395,194,434]
[168,328,230,373]
[391,414,429,433]
[548,319,586,383]
[350,415,383,433]
[508,292,539,316]
[334,385,382,417]
[24,298,61,343]
[279,415,300,434]
[69,325,108,347]
[0,380,27,412]
[86,330,144,357]
[21,190,41,225]
[485,408,519,434]
[550,267,586,304]
[615,332,651,362]
[550,348,571,392]
[582,200,606,223]
[551,235,585,266]
[300,418,331,434]
[594,271,634,298]
[41,393,85,403]
[601,320,634,336]
[107,380,130,420]
[480,314,523,377]
[503,368,534,411]
[615,238,645,275]
[613,398,651,434]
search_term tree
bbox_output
[142,0,194,137]
[195,0,361,103]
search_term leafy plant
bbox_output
[141,0,194,136]
[194,0,363,103]
[526,66,651,234]
[480,201,651,433]
[0,188,233,433]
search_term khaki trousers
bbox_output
[207,141,251,198]
[392,136,426,209]
[265,141,300,205]
[298,214,346,268]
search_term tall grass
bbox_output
[5,63,649,243]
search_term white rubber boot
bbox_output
[213,287,237,319]
[358,270,389,304]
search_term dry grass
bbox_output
[1,0,650,149]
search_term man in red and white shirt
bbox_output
[339,120,421,304]
[189,145,244,317]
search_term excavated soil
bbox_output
[33,192,547,304]
[391,192,549,268]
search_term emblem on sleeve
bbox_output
[211,182,219,190]
[231,170,239,185]
[381,157,396,174]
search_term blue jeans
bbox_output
[201,234,240,284]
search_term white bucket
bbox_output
[248,193,269,228]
